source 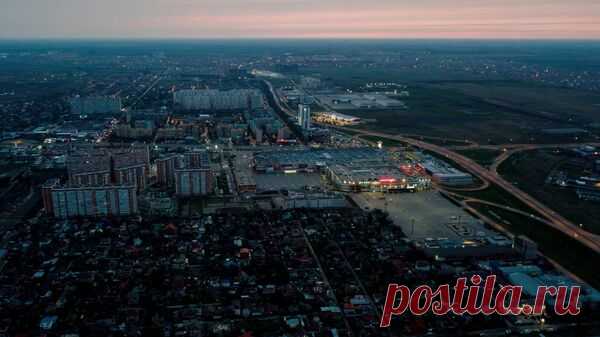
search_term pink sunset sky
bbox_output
[2,0,600,39]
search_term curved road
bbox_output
[333,125,600,253]
[488,143,600,174]
[265,80,600,252]
[450,142,600,151]
[440,191,589,285]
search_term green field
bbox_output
[455,148,502,166]
[499,149,600,235]
[307,68,600,144]
[436,81,600,124]
[345,83,600,144]
[454,183,542,215]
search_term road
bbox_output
[261,79,313,146]
[440,189,591,286]
[266,81,600,252]
[298,223,355,336]
[333,125,600,253]
[488,143,600,174]
[125,68,169,110]
[489,145,537,174]
[450,142,600,151]
[264,80,292,120]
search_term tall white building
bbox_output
[298,104,311,130]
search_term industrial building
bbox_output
[233,152,257,193]
[497,264,600,307]
[419,157,474,186]
[254,147,431,192]
[273,192,347,209]
[313,111,361,126]
[254,148,388,173]
[316,93,406,110]
[413,235,515,259]
[326,163,430,192]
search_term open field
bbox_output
[434,81,600,124]
[499,149,600,235]
[311,73,600,144]
[452,183,542,215]
[455,148,502,166]
[345,85,534,144]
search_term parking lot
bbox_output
[352,190,493,240]
[254,172,323,192]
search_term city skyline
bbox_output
[2,0,600,39]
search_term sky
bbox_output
[2,0,600,39]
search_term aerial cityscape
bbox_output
[1,1,600,336]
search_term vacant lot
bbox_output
[317,76,600,144]
[456,148,502,166]
[436,81,600,124]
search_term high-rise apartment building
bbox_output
[67,155,112,186]
[174,168,213,197]
[156,150,213,197]
[43,146,150,218]
[67,147,149,192]
[298,104,311,129]
[112,151,149,191]
[156,155,179,187]
[42,179,138,218]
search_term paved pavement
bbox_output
[334,125,600,253]
[255,173,322,191]
[351,191,495,240]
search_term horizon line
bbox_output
[2,36,600,42]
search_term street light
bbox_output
[540,318,546,330]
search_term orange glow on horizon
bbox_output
[2,0,600,39]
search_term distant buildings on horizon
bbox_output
[69,95,122,116]
[173,88,264,111]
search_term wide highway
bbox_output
[266,80,600,252]
[333,126,600,253]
